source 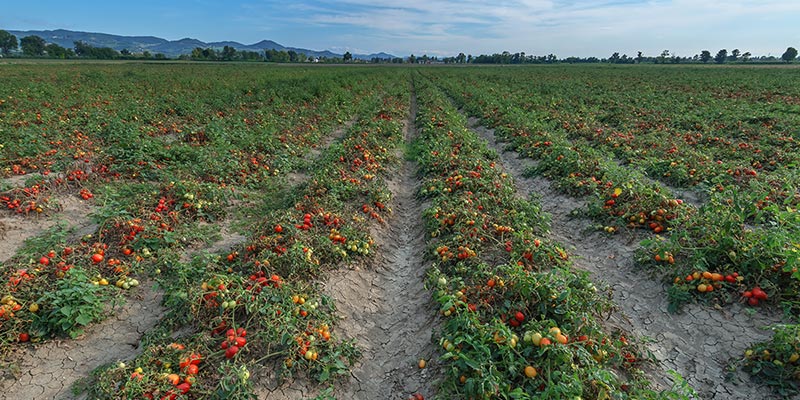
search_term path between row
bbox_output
[465,115,787,400]
[256,94,440,399]
[326,85,440,399]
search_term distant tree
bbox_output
[20,35,46,56]
[609,52,620,63]
[730,48,740,62]
[44,43,70,58]
[221,45,236,61]
[120,48,131,56]
[154,53,167,60]
[73,41,118,59]
[142,50,152,59]
[73,40,91,57]
[407,54,416,64]
[0,30,18,55]
[456,52,466,64]
[635,51,644,63]
[714,49,728,63]
[782,47,798,62]
[741,51,751,62]
[657,49,670,64]
[700,50,712,63]
[191,47,204,59]
[201,48,217,60]
[343,51,352,62]
[264,49,289,62]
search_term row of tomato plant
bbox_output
[0,65,377,351]
[84,75,410,399]
[412,76,691,399]
[0,65,409,398]
[424,65,800,394]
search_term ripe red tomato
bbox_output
[515,311,525,322]
[225,345,240,359]
[274,224,283,233]
[91,253,104,264]
[19,333,30,342]
[39,256,50,266]
[176,382,191,394]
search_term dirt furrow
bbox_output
[326,88,440,400]
[0,284,164,400]
[466,116,786,400]
[0,196,95,264]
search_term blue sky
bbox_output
[3,1,799,57]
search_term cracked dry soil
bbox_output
[0,284,164,400]
[466,116,789,400]
[0,193,163,400]
[326,91,440,400]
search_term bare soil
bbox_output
[327,90,440,400]
[466,116,788,400]
[0,196,95,263]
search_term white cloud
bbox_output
[246,0,800,57]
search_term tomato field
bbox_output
[1,63,799,399]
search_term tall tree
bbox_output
[635,51,644,63]
[730,48,741,62]
[782,47,798,62]
[0,30,18,55]
[343,51,352,62]
[700,50,712,63]
[44,43,70,58]
[221,45,236,61]
[741,51,751,62]
[20,35,46,56]
[714,49,728,64]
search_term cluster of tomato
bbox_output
[220,328,247,359]
[1,183,48,214]
[742,286,768,306]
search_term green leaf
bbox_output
[75,313,93,326]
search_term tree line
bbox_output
[0,31,168,60]
[466,47,798,64]
[1,30,798,65]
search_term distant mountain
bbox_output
[6,29,396,60]
[358,52,396,60]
